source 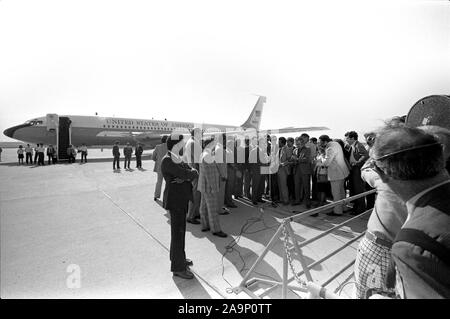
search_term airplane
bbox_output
[3,96,329,159]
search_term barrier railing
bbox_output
[231,189,376,299]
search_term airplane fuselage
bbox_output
[4,115,240,148]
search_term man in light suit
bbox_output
[152,135,168,201]
[318,135,350,216]
[198,138,227,238]
[161,134,199,279]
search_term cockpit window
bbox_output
[25,119,43,126]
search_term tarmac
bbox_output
[0,154,369,299]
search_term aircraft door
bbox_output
[58,117,72,161]
[46,113,58,131]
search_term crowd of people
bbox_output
[157,114,450,299]
[112,141,144,170]
[5,103,450,298]
[14,143,55,165]
[12,141,147,168]
[155,129,375,225]
[13,143,91,165]
[155,128,378,280]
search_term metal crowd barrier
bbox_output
[231,189,377,299]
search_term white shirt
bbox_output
[349,145,357,165]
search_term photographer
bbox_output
[368,126,450,298]
[354,154,408,298]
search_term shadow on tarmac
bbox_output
[172,274,215,299]
[158,197,324,298]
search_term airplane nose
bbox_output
[3,124,28,139]
[4,126,17,138]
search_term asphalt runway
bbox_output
[0,156,368,298]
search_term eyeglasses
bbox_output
[372,142,441,161]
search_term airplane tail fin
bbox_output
[240,96,266,130]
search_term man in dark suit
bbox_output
[242,137,252,199]
[292,136,312,208]
[135,142,144,168]
[345,131,369,215]
[112,141,120,170]
[161,134,199,279]
[249,136,269,205]
[234,138,245,198]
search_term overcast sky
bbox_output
[0,0,449,142]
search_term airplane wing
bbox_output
[96,131,186,139]
[134,131,191,142]
[201,126,330,137]
[260,126,330,135]
[96,125,329,141]
[96,131,138,138]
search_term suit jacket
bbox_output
[322,141,350,181]
[293,145,312,175]
[197,149,221,194]
[161,153,198,211]
[392,181,450,299]
[152,143,168,172]
[46,146,55,156]
[123,146,133,157]
[135,145,143,156]
[112,145,120,157]
[349,141,369,167]
[305,142,317,160]
[242,145,251,170]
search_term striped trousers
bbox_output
[200,191,222,233]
